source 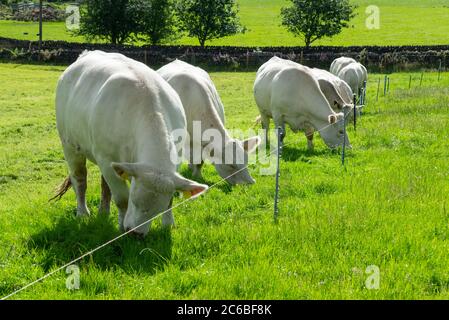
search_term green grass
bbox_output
[1,0,449,46]
[1,62,449,299]
[0,20,86,43]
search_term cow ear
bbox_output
[173,174,208,199]
[328,114,338,124]
[242,136,261,154]
[111,162,137,181]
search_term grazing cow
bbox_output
[330,57,357,76]
[337,62,368,97]
[311,68,355,117]
[254,57,350,150]
[55,51,208,237]
[158,60,260,185]
[311,68,354,113]
[259,57,353,114]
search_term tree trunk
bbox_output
[304,37,311,48]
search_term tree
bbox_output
[77,0,142,45]
[137,0,179,45]
[281,0,356,48]
[176,0,245,47]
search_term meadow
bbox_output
[1,0,449,46]
[1,62,449,299]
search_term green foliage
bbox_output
[281,0,356,47]
[0,4,12,19]
[74,0,179,45]
[136,0,179,45]
[176,0,245,47]
[77,0,142,44]
[4,47,27,59]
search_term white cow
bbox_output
[158,60,260,185]
[55,51,208,237]
[260,57,352,114]
[337,62,368,97]
[311,68,355,115]
[254,57,350,150]
[330,57,357,76]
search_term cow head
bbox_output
[210,136,261,185]
[112,163,208,237]
[319,112,351,149]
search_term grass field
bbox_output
[1,0,449,46]
[1,62,449,299]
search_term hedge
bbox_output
[1,37,448,72]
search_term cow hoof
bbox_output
[76,209,90,218]
[126,229,145,239]
[162,223,176,229]
[162,216,175,228]
[98,206,110,215]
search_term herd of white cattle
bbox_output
[54,51,368,237]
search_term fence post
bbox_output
[342,111,347,166]
[274,127,283,223]
[376,78,381,101]
[438,59,442,81]
[353,93,357,131]
[409,75,412,89]
[387,76,390,93]
[384,75,387,96]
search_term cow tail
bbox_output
[49,176,72,202]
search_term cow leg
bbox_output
[63,146,90,217]
[273,115,286,143]
[190,161,204,180]
[100,167,129,232]
[188,140,204,180]
[305,126,315,151]
[162,197,175,227]
[260,114,270,147]
[99,175,112,215]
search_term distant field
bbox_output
[1,0,449,46]
[1,62,449,299]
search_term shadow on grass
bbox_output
[27,208,173,275]
[281,145,328,162]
